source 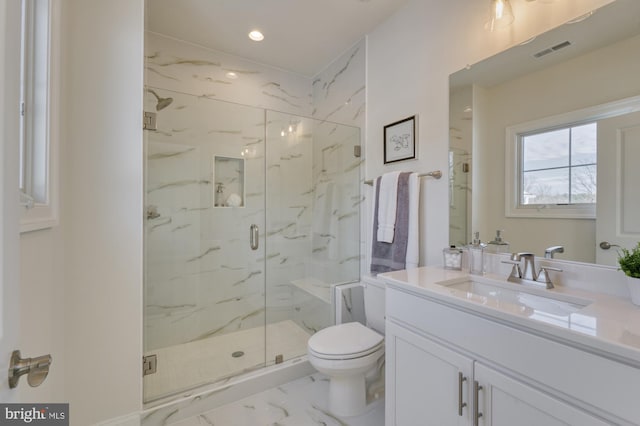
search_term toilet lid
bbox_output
[308,322,384,358]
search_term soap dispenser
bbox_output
[487,229,510,254]
[468,232,486,275]
[215,182,225,207]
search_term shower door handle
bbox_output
[250,224,259,250]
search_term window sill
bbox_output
[505,204,595,220]
[21,204,58,233]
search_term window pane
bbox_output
[522,168,569,205]
[571,122,597,166]
[522,128,570,171]
[571,164,597,203]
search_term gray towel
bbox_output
[370,172,411,274]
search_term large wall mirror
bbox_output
[449,0,640,267]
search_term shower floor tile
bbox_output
[144,320,311,402]
[170,373,385,426]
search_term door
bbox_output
[0,0,23,402]
[596,111,640,265]
[387,323,473,426]
[474,363,608,426]
[143,90,267,402]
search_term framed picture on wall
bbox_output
[383,115,416,164]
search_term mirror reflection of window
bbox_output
[520,122,597,206]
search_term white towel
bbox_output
[405,173,419,268]
[376,171,401,243]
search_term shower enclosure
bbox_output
[143,87,361,403]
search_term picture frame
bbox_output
[383,115,416,164]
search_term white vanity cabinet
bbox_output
[387,322,473,425]
[474,363,608,426]
[385,284,640,426]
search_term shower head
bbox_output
[146,89,173,111]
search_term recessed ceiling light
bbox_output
[248,30,264,42]
[225,71,238,80]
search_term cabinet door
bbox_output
[386,322,473,426]
[474,363,609,426]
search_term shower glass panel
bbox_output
[264,112,361,366]
[449,148,470,247]
[143,89,266,403]
[143,88,361,404]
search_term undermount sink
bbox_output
[436,276,592,320]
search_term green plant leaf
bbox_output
[618,242,640,278]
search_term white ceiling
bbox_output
[146,0,410,77]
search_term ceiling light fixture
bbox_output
[486,0,515,31]
[518,36,537,46]
[248,30,264,42]
[225,71,238,80]
[566,11,594,24]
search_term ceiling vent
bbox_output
[533,40,572,58]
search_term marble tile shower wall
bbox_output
[310,122,361,285]
[263,113,313,333]
[145,32,312,116]
[311,40,365,128]
[144,32,366,351]
[264,115,362,337]
[311,40,367,278]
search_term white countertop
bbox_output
[380,266,640,366]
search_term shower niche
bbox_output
[213,156,245,208]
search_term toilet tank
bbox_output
[362,274,386,333]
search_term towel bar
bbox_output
[364,170,442,186]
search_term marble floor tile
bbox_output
[170,373,384,426]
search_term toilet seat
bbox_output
[308,322,384,360]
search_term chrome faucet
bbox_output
[517,252,537,281]
[544,246,564,259]
[501,252,562,289]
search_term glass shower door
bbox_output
[143,88,266,403]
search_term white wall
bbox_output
[60,0,144,423]
[365,0,613,266]
[19,229,65,403]
[1,0,23,404]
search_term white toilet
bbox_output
[307,275,386,417]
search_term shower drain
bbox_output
[231,351,245,358]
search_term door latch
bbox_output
[8,350,52,389]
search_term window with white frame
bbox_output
[505,97,639,219]
[520,122,597,207]
[19,0,57,232]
